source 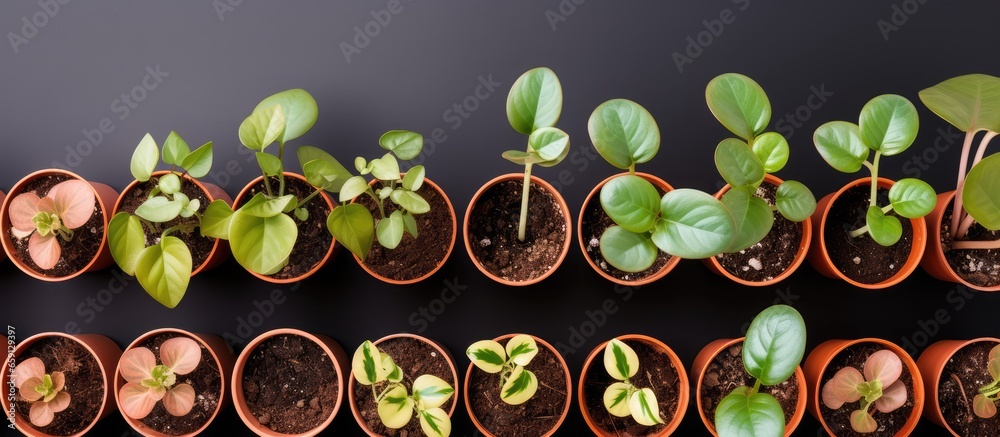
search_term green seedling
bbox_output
[972,344,1000,418]
[601,338,663,426]
[821,350,907,433]
[467,335,539,405]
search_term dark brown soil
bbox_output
[699,341,799,431]
[468,179,567,283]
[355,180,453,282]
[117,174,215,271]
[353,336,457,435]
[134,333,221,436]
[715,183,803,282]
[582,340,680,436]
[941,204,1000,287]
[819,343,916,436]
[823,185,913,284]
[237,176,334,279]
[938,340,1000,436]
[13,337,103,436]
[8,174,104,277]
[241,334,339,434]
[468,337,569,437]
[581,180,672,282]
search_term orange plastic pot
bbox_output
[578,334,688,436]
[691,337,807,436]
[921,190,1000,292]
[916,337,1000,436]
[804,338,924,436]
[806,177,927,289]
[578,172,681,286]
[0,169,119,281]
[232,328,348,437]
[0,332,122,437]
[463,174,572,286]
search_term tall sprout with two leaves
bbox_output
[602,338,663,426]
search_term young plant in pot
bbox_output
[810,94,936,288]
[464,67,573,286]
[917,337,1000,436]
[918,74,1000,291]
[704,73,817,286]
[326,130,457,284]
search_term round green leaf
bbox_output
[180,142,213,179]
[254,89,318,143]
[302,159,351,193]
[587,99,660,169]
[391,190,430,214]
[200,199,234,239]
[467,340,506,374]
[743,304,806,385]
[652,189,736,259]
[715,139,765,188]
[706,73,772,141]
[131,133,158,182]
[379,130,423,160]
[162,131,190,166]
[603,338,639,381]
[135,237,192,309]
[859,94,919,156]
[720,186,773,253]
[370,153,400,181]
[775,180,816,222]
[327,203,374,260]
[599,175,661,233]
[919,74,1000,133]
[377,385,414,429]
[135,196,183,223]
[158,173,181,195]
[376,210,405,250]
[413,374,454,410]
[528,127,570,162]
[752,132,789,173]
[537,139,571,168]
[352,340,386,386]
[108,212,145,276]
[401,166,425,191]
[963,153,1000,230]
[500,365,538,405]
[889,178,936,219]
[230,211,297,275]
[599,226,658,273]
[813,121,869,173]
[239,104,285,151]
[506,67,563,135]
[603,382,632,418]
[339,176,370,203]
[505,335,538,367]
[256,152,283,177]
[866,206,903,246]
[715,388,785,437]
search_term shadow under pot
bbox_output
[578,172,680,286]
[233,328,348,437]
[115,328,235,437]
[804,338,924,436]
[691,337,807,436]
[0,332,122,437]
[705,175,812,287]
[578,334,689,436]
[917,337,1000,436]
[464,174,571,286]
[233,173,336,284]
[0,169,119,281]
[807,177,927,289]
[348,333,459,436]
[922,191,1000,291]
[351,176,457,284]
[464,333,572,437]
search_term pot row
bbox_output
[4,329,995,437]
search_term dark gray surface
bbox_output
[0,1,996,435]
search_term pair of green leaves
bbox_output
[467,335,539,406]
[200,193,296,276]
[602,339,662,426]
[131,132,213,183]
[504,67,568,167]
[109,213,192,309]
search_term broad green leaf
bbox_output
[254,89,318,143]
[859,94,919,156]
[327,204,374,260]
[507,67,563,134]
[131,133,158,182]
[391,189,430,214]
[379,187,393,200]
[962,153,1000,230]
[813,121,869,173]
[775,180,816,222]
[371,153,400,181]
[706,73,771,140]
[302,159,351,193]
[108,213,145,276]
[528,127,570,162]
[752,132,789,173]
[652,189,736,259]
[135,237,192,309]
[603,382,632,417]
[888,178,936,219]
[419,408,452,437]
[537,141,571,168]
[230,212,297,275]
[180,142,213,178]
[413,374,454,409]
[352,341,385,386]
[200,200,234,239]
[135,196,183,223]
[401,166,425,191]
[505,335,538,367]
[467,340,506,374]
[918,74,1000,133]
[743,305,806,385]
[157,173,181,195]
[721,186,773,253]
[866,206,903,246]
[379,130,423,160]
[603,338,638,381]
[339,176,369,203]
[239,104,285,151]
[501,365,538,405]
[376,210,405,249]
[599,226,658,272]
[256,152,283,177]
[241,193,295,218]
[600,175,660,233]
[383,355,403,383]
[587,99,660,169]
[715,388,785,437]
[377,385,414,429]
[402,212,418,239]
[628,388,663,426]
[715,138,765,190]
[162,131,190,165]
[502,150,546,166]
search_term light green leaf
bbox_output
[180,142,213,179]
[715,388,785,437]
[599,226,658,273]
[507,67,563,134]
[135,196,183,223]
[629,388,663,426]
[505,335,538,367]
[254,89,318,143]
[239,104,285,151]
[240,193,295,218]
[752,132,789,173]
[108,212,145,276]
[376,210,405,249]
[467,340,506,374]
[814,121,869,173]
[721,186,773,253]
[131,133,158,182]
[298,145,352,192]
[383,355,403,383]
[652,189,736,259]
[162,131,190,166]
[502,150,546,165]
[866,206,903,246]
[603,338,639,381]
[963,153,1000,229]
[371,153,400,181]
[293,208,308,221]
[339,176,370,203]
[716,138,765,188]
[537,142,571,168]
[230,211,297,275]
[889,178,936,219]
[743,305,806,385]
[135,237,192,309]
[379,130,423,160]
[501,365,538,405]
[200,200,234,239]
[401,166,425,191]
[600,175,661,233]
[352,341,385,386]
[256,152,283,177]
[402,212,418,239]
[157,173,181,195]
[528,127,570,163]
[859,94,919,156]
[587,99,660,170]
[706,73,771,140]
[918,74,1000,133]
[391,189,430,214]
[419,408,452,437]
[355,157,367,173]
[377,385,414,429]
[327,204,374,260]
[603,382,632,417]
[775,181,816,222]
[413,374,454,410]
[379,187,393,200]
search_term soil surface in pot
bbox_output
[117,174,215,271]
[699,342,798,429]
[242,334,339,434]
[238,176,333,279]
[938,340,1000,436]
[823,185,913,284]
[468,337,568,437]
[715,183,803,282]
[133,333,221,436]
[941,205,1000,287]
[9,174,104,277]
[583,340,679,436]
[13,337,103,436]
[819,343,916,436]
[353,336,456,435]
[581,181,671,282]
[468,180,567,282]
[355,180,453,281]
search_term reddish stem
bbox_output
[952,131,977,239]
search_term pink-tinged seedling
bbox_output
[972,344,1000,419]
[8,179,96,269]
[821,350,908,433]
[118,337,202,420]
[14,357,71,427]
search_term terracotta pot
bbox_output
[916,337,1000,436]
[349,333,459,436]
[0,189,5,263]
[704,174,813,287]
[0,169,119,281]
[806,177,927,289]
[464,333,572,437]
[350,175,457,285]
[113,170,233,275]
[233,172,336,283]
[232,328,348,437]
[463,174,572,286]
[921,190,1000,292]
[0,332,122,437]
[578,172,681,286]
[115,328,235,437]
[804,338,924,436]
[578,334,688,436]
[691,337,807,436]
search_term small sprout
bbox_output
[467,335,539,406]
[14,357,71,427]
[118,337,203,420]
[601,339,662,426]
[9,179,96,269]
[821,350,908,433]
[972,344,1000,419]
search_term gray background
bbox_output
[1,1,997,435]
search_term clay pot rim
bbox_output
[577,172,682,286]
[350,176,458,285]
[463,333,572,437]
[463,173,573,286]
[577,334,689,436]
[922,337,1000,436]
[924,190,1000,292]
